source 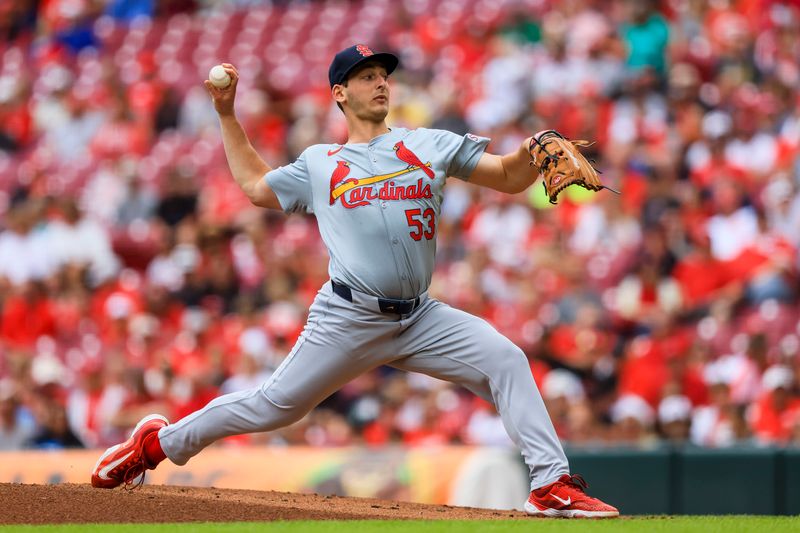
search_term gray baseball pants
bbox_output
[158,281,569,490]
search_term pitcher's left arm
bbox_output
[466,137,536,195]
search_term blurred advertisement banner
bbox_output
[0,446,528,510]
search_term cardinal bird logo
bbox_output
[393,141,434,179]
[329,161,358,205]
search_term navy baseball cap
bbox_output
[328,44,399,87]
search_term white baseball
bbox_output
[208,65,231,88]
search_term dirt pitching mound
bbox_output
[0,483,529,523]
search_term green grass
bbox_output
[1,517,798,533]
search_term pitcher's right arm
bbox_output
[205,63,281,210]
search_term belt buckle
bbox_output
[379,297,417,314]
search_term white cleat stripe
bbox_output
[91,414,169,480]
[97,450,135,481]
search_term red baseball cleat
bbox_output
[91,414,169,489]
[525,474,619,518]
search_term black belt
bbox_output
[331,280,422,315]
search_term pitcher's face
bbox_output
[337,62,390,122]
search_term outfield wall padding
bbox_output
[565,446,799,515]
[565,448,672,515]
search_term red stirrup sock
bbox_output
[143,432,167,467]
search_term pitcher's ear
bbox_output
[332,84,346,105]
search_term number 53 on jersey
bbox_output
[405,208,435,241]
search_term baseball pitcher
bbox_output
[91,44,619,518]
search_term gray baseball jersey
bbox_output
[265,127,488,299]
[158,126,570,495]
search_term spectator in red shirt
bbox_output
[672,223,741,312]
[0,283,56,349]
[730,209,797,305]
[748,366,800,445]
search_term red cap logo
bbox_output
[356,44,374,57]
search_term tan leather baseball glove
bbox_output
[529,130,619,204]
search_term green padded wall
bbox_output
[677,448,778,515]
[559,446,799,515]
[783,449,800,515]
[565,448,672,515]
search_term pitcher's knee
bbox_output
[256,390,310,431]
[507,343,527,360]
[497,343,529,371]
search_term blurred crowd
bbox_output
[1,0,800,453]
